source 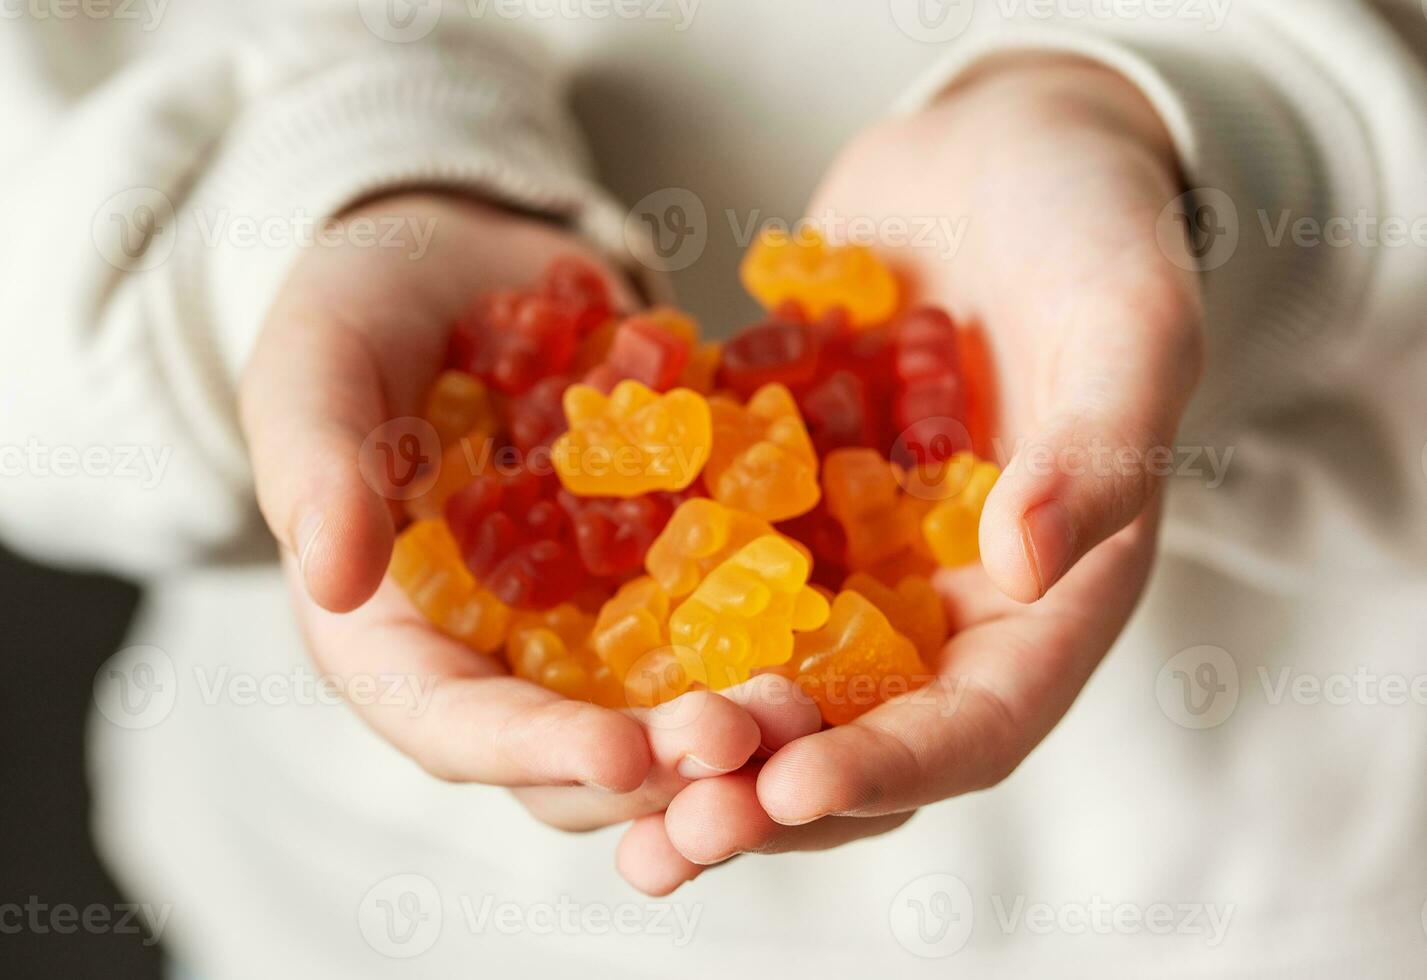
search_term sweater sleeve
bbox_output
[890,0,1427,444]
[0,14,628,575]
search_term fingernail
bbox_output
[295,511,325,579]
[1021,500,1074,597]
[677,755,737,780]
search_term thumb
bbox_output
[240,306,444,613]
[980,277,1204,603]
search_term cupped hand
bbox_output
[241,194,817,810]
[618,56,1205,891]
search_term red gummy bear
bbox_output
[718,302,826,399]
[776,497,848,591]
[584,316,690,393]
[505,375,571,454]
[799,370,877,457]
[889,307,970,467]
[445,466,586,610]
[450,257,613,396]
[557,489,684,580]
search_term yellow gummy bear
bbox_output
[921,452,1001,567]
[504,604,623,708]
[645,498,793,599]
[740,226,900,328]
[590,577,697,708]
[553,380,711,497]
[706,384,820,522]
[668,535,830,688]
[389,520,511,654]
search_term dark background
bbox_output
[0,547,161,978]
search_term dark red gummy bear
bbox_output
[718,301,826,399]
[557,489,684,580]
[540,256,613,337]
[776,499,848,591]
[445,466,585,610]
[888,307,969,467]
[584,316,690,393]
[505,375,571,455]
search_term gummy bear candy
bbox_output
[890,307,970,468]
[798,370,877,457]
[786,591,929,726]
[821,448,921,571]
[445,465,586,610]
[740,226,899,328]
[504,375,571,454]
[539,255,614,337]
[405,433,491,523]
[389,520,512,654]
[423,370,498,448]
[705,384,820,522]
[505,604,622,707]
[774,497,848,591]
[843,572,947,662]
[645,498,782,599]
[451,290,581,396]
[584,312,691,393]
[678,341,723,394]
[558,489,683,581]
[553,381,711,497]
[668,535,829,688]
[718,302,824,399]
[921,452,1000,567]
[590,576,671,678]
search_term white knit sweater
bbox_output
[3,1,1427,977]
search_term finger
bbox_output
[717,673,823,756]
[512,689,762,832]
[981,264,1203,603]
[663,770,913,868]
[616,815,703,897]
[759,506,1160,825]
[301,567,651,791]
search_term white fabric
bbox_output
[0,0,1424,975]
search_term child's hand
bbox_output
[241,194,818,803]
[618,56,1205,890]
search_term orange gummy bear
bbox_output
[821,448,922,571]
[706,384,820,522]
[843,572,948,662]
[786,590,929,726]
[423,370,499,448]
[921,452,1001,567]
[389,520,512,654]
[553,381,711,497]
[590,577,696,707]
[668,535,829,688]
[740,226,899,328]
[505,604,623,707]
[645,498,784,599]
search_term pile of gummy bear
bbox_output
[390,228,1000,726]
